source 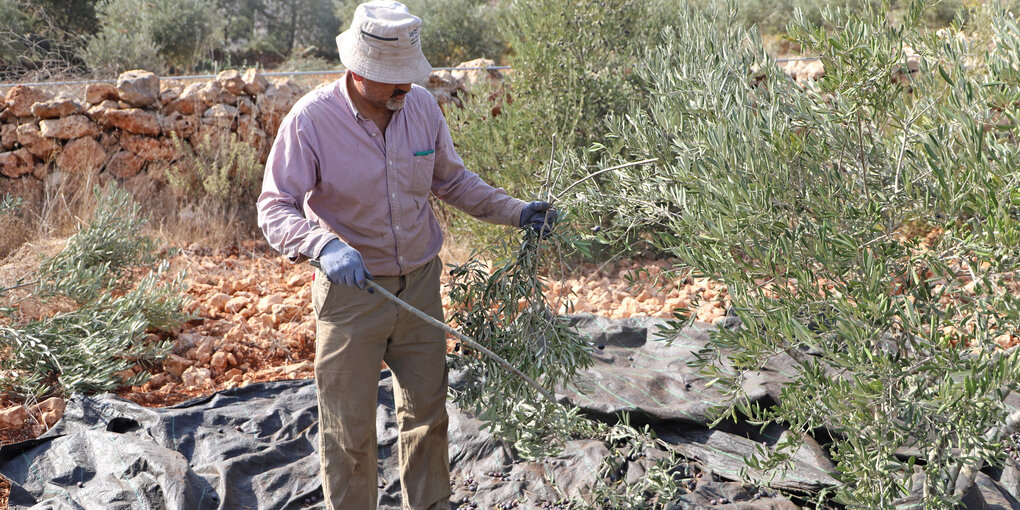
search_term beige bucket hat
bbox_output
[336,1,433,84]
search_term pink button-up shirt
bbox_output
[257,73,526,276]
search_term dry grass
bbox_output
[141,193,262,251]
[0,473,9,510]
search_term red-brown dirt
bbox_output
[0,240,729,448]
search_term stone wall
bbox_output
[0,59,502,197]
[0,68,302,189]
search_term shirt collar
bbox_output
[338,71,368,122]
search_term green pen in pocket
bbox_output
[413,149,435,156]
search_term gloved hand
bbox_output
[519,201,557,238]
[318,238,373,289]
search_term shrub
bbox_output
[146,0,223,70]
[688,0,967,35]
[572,1,1020,507]
[442,0,679,249]
[82,0,221,74]
[166,132,262,203]
[0,0,88,80]
[37,185,159,302]
[162,132,264,243]
[1,185,188,398]
[79,25,165,76]
[0,194,29,260]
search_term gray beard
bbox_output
[386,98,405,111]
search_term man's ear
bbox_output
[350,71,363,82]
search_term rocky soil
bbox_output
[0,240,730,448]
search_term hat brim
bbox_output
[337,29,433,84]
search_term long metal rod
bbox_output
[309,261,559,405]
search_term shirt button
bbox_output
[391,193,396,198]
[395,225,400,231]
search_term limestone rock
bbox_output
[276,360,313,376]
[208,293,231,311]
[0,405,29,429]
[181,366,212,388]
[163,353,193,378]
[145,372,171,389]
[57,137,107,174]
[211,351,230,370]
[162,111,199,139]
[120,133,176,162]
[203,103,238,129]
[194,337,216,364]
[39,115,100,140]
[242,67,269,96]
[84,83,119,105]
[216,69,245,96]
[199,80,237,108]
[237,95,257,116]
[783,59,826,85]
[427,71,459,104]
[5,85,52,118]
[31,161,48,180]
[86,99,119,123]
[1,123,17,150]
[225,295,250,313]
[104,108,161,136]
[158,86,180,107]
[257,80,302,138]
[237,112,256,134]
[189,124,231,148]
[16,122,59,160]
[31,97,81,119]
[116,70,160,107]
[0,148,34,177]
[30,397,65,428]
[98,130,120,152]
[451,58,502,89]
[106,150,144,179]
[257,294,284,313]
[165,83,202,115]
[271,303,303,323]
[236,114,266,159]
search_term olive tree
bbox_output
[568,1,1020,507]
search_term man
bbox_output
[256,1,554,509]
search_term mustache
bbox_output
[391,88,409,98]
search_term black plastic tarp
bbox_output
[1,316,838,509]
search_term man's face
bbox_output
[356,75,412,111]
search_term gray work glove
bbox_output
[318,238,373,289]
[519,201,557,238]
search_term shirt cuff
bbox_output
[503,199,529,227]
[310,234,340,259]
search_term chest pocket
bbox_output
[410,152,435,195]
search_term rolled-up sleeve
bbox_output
[257,113,337,261]
[429,113,526,227]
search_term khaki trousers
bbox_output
[311,256,451,510]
